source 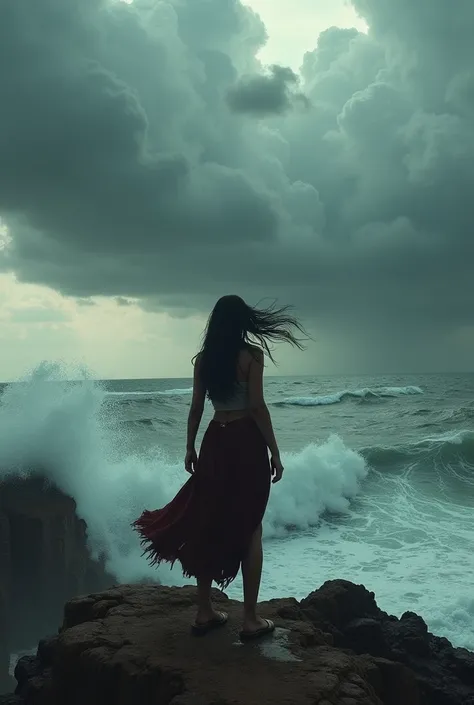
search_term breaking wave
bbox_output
[0,364,368,583]
[106,387,192,402]
[364,430,474,472]
[274,385,423,407]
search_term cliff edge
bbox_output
[4,580,474,705]
[0,477,113,690]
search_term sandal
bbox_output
[191,611,228,636]
[239,618,275,642]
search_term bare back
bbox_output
[212,346,263,423]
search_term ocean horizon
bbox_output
[1,366,473,657]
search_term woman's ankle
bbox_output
[198,599,213,612]
[196,603,216,621]
[243,606,258,622]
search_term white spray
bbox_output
[0,363,368,584]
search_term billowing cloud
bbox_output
[227,65,307,115]
[0,0,473,369]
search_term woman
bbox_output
[133,295,305,641]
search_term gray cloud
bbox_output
[0,0,473,369]
[227,65,307,115]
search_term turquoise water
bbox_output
[1,368,473,650]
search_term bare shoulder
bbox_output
[242,345,264,365]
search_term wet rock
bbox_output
[5,584,390,705]
[344,618,388,658]
[4,580,473,704]
[0,476,113,687]
[14,656,41,689]
[300,579,380,634]
[302,580,474,705]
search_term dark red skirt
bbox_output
[132,417,271,589]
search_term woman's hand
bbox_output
[271,455,284,484]
[185,448,198,474]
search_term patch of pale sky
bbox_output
[118,0,367,69]
[0,270,327,380]
[0,272,212,380]
[244,0,367,68]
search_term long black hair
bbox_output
[196,295,307,403]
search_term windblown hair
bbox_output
[196,295,307,403]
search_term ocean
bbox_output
[1,364,473,655]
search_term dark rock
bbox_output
[0,696,23,705]
[384,612,431,657]
[300,579,380,635]
[5,580,474,705]
[344,618,389,658]
[275,599,304,621]
[0,476,114,686]
[35,639,58,670]
[5,584,407,705]
[371,657,421,705]
[301,580,474,705]
[443,646,474,685]
[13,657,41,694]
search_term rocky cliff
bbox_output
[0,477,113,692]
[3,580,474,705]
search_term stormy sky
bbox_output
[0,0,473,379]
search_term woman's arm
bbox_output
[247,349,280,459]
[186,355,205,452]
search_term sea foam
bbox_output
[275,385,423,407]
[0,363,368,584]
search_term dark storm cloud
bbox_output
[227,65,307,115]
[0,0,473,367]
[0,0,275,255]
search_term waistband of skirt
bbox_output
[210,415,252,428]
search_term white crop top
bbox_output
[211,381,249,412]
